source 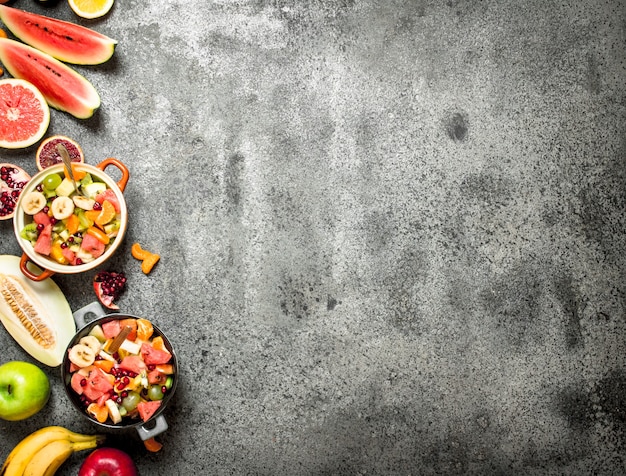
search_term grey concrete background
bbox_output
[1,0,626,474]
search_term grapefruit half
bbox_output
[36,135,85,171]
[0,78,50,149]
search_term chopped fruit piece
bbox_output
[93,271,126,310]
[131,242,160,274]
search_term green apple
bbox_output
[0,361,50,421]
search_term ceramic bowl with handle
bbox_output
[13,158,129,281]
[61,302,177,441]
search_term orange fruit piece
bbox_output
[131,243,160,274]
[143,437,163,452]
[64,163,87,181]
[87,403,109,423]
[0,78,50,149]
[136,318,154,341]
[65,213,80,235]
[87,226,110,245]
[95,199,116,226]
[151,336,168,352]
[69,0,114,19]
[93,359,115,373]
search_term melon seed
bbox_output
[0,274,55,348]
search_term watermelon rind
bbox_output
[0,5,117,65]
[0,38,101,119]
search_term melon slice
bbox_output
[0,5,117,65]
[0,38,100,119]
[0,255,76,367]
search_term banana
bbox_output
[79,335,102,354]
[22,438,100,476]
[21,191,46,215]
[50,196,74,220]
[72,195,95,211]
[1,426,104,476]
[68,343,96,367]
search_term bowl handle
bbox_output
[96,158,129,192]
[19,254,54,281]
[72,301,106,329]
[136,415,169,441]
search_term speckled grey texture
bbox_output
[1,0,626,474]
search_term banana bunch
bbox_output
[1,426,104,476]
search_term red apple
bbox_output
[78,448,138,476]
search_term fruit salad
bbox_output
[19,168,121,266]
[67,317,174,425]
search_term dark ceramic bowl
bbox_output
[61,302,177,440]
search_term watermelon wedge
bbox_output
[137,400,161,422]
[0,5,117,65]
[0,38,100,119]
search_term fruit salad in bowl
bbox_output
[13,158,129,281]
[62,305,178,440]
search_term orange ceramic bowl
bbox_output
[13,158,129,281]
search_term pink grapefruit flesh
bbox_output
[0,78,50,149]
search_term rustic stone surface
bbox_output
[1,0,626,474]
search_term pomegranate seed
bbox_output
[80,378,87,387]
[161,386,167,394]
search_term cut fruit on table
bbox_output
[0,78,50,149]
[0,163,30,220]
[0,5,117,65]
[0,255,76,367]
[68,0,114,19]
[0,38,101,119]
[36,135,85,171]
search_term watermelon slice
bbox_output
[33,211,51,226]
[140,342,172,365]
[101,320,120,339]
[118,355,146,375]
[82,367,113,402]
[95,189,121,213]
[81,233,105,258]
[147,369,167,385]
[33,223,52,255]
[137,400,161,422]
[0,38,100,119]
[70,371,85,395]
[0,5,117,65]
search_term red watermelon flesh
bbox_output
[33,223,52,255]
[0,38,100,119]
[118,355,146,375]
[0,5,117,65]
[140,343,172,365]
[95,190,120,213]
[33,211,51,226]
[82,368,113,402]
[137,400,161,422]
[101,320,121,339]
[81,233,105,258]
[70,371,84,395]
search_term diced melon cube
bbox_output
[83,182,107,199]
[55,178,75,197]
[119,339,141,355]
[89,324,107,343]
